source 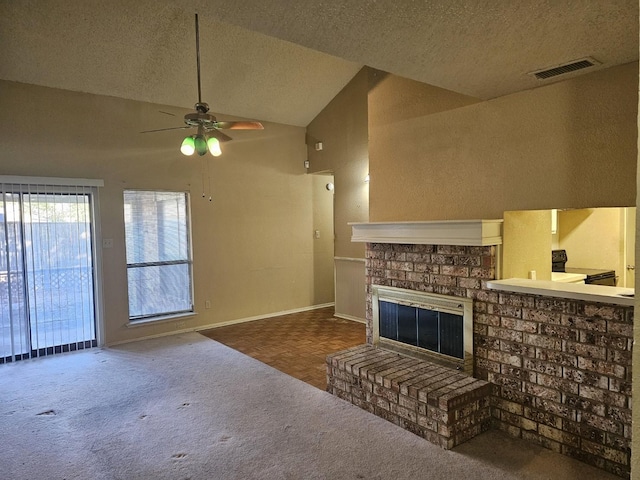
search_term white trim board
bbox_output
[333,313,366,324]
[0,175,104,187]
[334,257,366,263]
[350,219,503,246]
[198,302,336,330]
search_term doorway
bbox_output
[311,173,335,305]
[0,184,99,363]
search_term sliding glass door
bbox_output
[0,185,97,363]
[0,193,28,359]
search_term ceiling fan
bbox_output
[141,13,263,156]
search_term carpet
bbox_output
[0,332,617,479]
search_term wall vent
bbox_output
[530,57,599,80]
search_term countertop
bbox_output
[486,278,634,307]
[551,272,586,283]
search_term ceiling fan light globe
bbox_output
[180,136,196,156]
[194,135,208,156]
[207,137,222,157]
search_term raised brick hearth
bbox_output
[326,344,491,449]
[328,238,633,478]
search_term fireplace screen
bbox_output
[372,285,473,372]
[379,301,464,359]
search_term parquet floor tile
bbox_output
[200,307,365,390]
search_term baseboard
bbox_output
[105,302,336,347]
[106,326,201,347]
[197,302,335,330]
[334,313,366,324]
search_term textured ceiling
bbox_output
[0,0,637,127]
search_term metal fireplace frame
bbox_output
[371,285,474,374]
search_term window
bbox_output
[124,191,193,321]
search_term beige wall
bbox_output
[369,62,638,221]
[0,80,333,344]
[306,68,369,259]
[502,210,552,281]
[306,69,369,320]
[368,68,480,129]
[558,208,625,283]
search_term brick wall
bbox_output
[364,242,633,478]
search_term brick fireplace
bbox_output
[327,220,633,478]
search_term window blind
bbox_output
[0,181,98,362]
[124,191,193,321]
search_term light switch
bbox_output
[314,230,321,239]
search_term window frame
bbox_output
[123,189,194,323]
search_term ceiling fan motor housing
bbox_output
[184,111,218,129]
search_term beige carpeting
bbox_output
[0,332,618,480]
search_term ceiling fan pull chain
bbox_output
[208,157,212,202]
[201,157,206,198]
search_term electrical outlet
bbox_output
[102,238,113,249]
[205,300,211,309]
[175,321,186,329]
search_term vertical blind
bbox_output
[0,180,99,363]
[124,191,193,320]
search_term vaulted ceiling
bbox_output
[1,0,637,127]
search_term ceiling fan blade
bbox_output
[208,129,233,142]
[140,126,192,134]
[215,121,264,130]
[159,110,176,117]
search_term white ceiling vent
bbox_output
[529,57,600,80]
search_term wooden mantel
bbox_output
[349,220,503,246]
